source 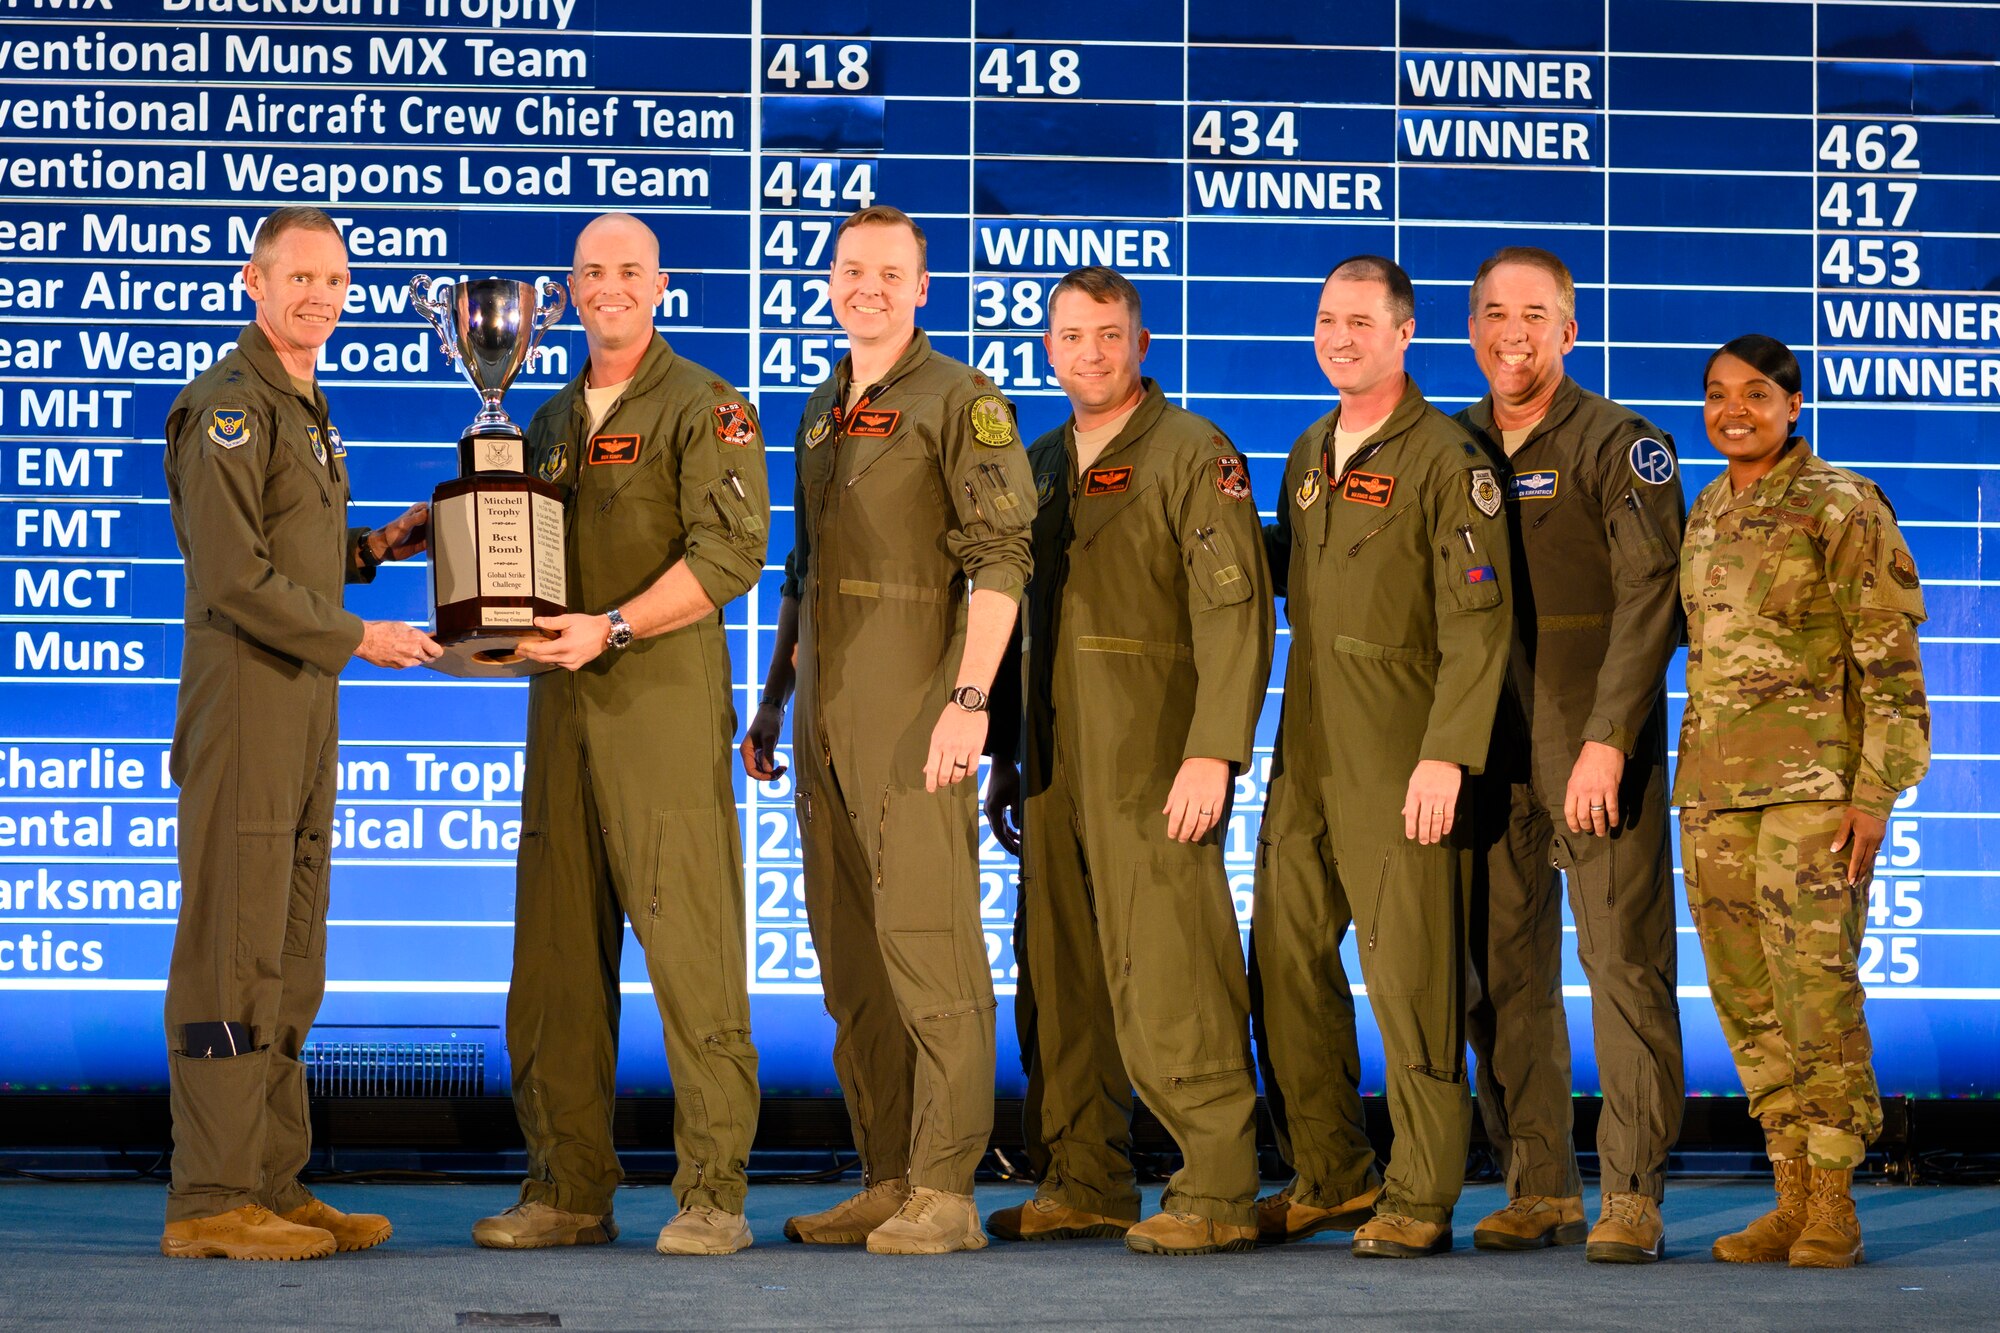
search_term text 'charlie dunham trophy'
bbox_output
[410,275,568,678]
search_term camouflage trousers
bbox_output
[1680,801,1881,1170]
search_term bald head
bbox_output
[573,212,660,271]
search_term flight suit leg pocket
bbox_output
[224,822,289,965]
[282,824,331,960]
[648,804,732,966]
[1363,844,1449,999]
[1129,854,1247,1069]
[876,785,985,1011]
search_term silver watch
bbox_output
[605,607,635,650]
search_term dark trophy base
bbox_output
[426,458,567,679]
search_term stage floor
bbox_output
[5,1178,1994,1329]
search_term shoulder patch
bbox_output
[969,394,1016,447]
[1213,455,1251,502]
[1470,467,1503,518]
[1296,467,1323,510]
[1083,466,1132,496]
[207,408,250,449]
[1342,471,1395,507]
[847,407,900,438]
[1890,547,1919,590]
[714,402,756,447]
[1627,436,1676,485]
[538,440,569,482]
[805,410,833,449]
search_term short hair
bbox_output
[835,205,927,272]
[251,207,343,269]
[1047,265,1143,327]
[1704,333,1802,397]
[1469,246,1576,322]
[1324,254,1414,325]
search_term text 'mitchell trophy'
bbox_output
[410,275,568,677]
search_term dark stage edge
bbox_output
[3,1179,1995,1331]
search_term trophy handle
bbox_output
[523,279,567,369]
[409,275,459,366]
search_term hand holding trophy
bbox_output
[410,275,569,677]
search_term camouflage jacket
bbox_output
[1674,439,1929,817]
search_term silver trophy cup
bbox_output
[409,275,570,678]
[410,275,567,474]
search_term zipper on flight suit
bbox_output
[1364,852,1390,952]
[1347,509,1406,558]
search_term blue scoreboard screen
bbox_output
[1,1,1995,1104]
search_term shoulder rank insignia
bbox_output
[969,394,1015,447]
[1890,547,1919,589]
[805,410,833,449]
[1628,436,1676,485]
[539,440,569,483]
[1296,467,1323,510]
[306,425,327,466]
[207,408,249,449]
[327,425,346,458]
[1214,456,1252,502]
[714,402,756,447]
[1342,470,1395,507]
[1084,466,1132,496]
[588,433,641,466]
[1470,467,1503,518]
[847,408,900,438]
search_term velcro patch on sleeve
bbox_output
[207,408,250,448]
[713,402,756,447]
[1213,455,1251,502]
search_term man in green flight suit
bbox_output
[1252,256,1512,1258]
[1454,248,1686,1263]
[472,213,770,1257]
[982,266,1273,1255]
[749,205,1036,1254]
[161,207,439,1261]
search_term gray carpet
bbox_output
[3,1179,1993,1330]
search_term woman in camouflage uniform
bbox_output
[1676,335,1929,1270]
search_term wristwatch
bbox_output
[605,607,635,650]
[356,530,384,570]
[950,684,988,712]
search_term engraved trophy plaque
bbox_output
[410,275,569,678]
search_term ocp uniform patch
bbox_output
[1890,547,1919,589]
[207,408,250,449]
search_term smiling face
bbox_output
[243,226,349,377]
[1469,260,1577,422]
[828,220,928,353]
[1315,275,1413,401]
[1704,351,1802,483]
[1044,287,1149,428]
[568,214,668,358]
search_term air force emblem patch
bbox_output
[539,440,569,483]
[1296,467,1323,510]
[306,425,327,466]
[208,408,249,449]
[1470,467,1503,518]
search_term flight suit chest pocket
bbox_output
[1186,523,1252,609]
[1440,523,1503,611]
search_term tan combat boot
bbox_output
[656,1205,753,1256]
[1789,1166,1865,1268]
[280,1197,392,1252]
[784,1178,910,1245]
[160,1204,336,1261]
[1712,1157,1810,1263]
[1585,1192,1664,1263]
[471,1200,617,1249]
[1254,1181,1383,1245]
[864,1186,988,1255]
[1471,1195,1587,1251]
[1351,1211,1452,1258]
[1125,1211,1258,1256]
[986,1195,1132,1242]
